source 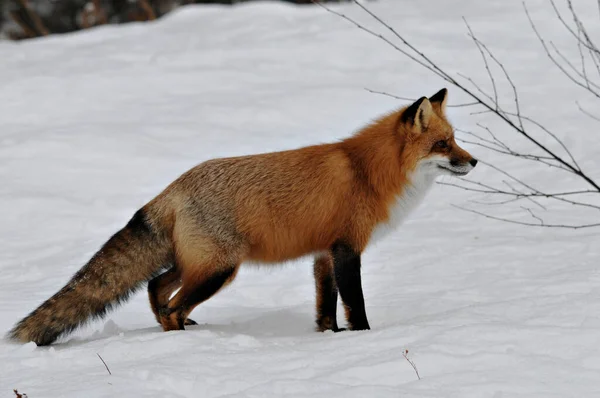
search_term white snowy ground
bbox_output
[1,0,600,396]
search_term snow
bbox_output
[1,0,600,397]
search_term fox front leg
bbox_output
[330,242,370,331]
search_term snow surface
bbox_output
[1,0,600,397]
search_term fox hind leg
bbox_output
[159,263,240,332]
[148,267,180,323]
[148,267,199,326]
[313,254,342,332]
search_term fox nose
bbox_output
[470,158,478,167]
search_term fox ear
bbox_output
[401,96,433,133]
[429,88,448,115]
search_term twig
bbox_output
[463,17,499,110]
[317,0,600,193]
[97,353,112,375]
[501,110,582,172]
[452,205,600,229]
[577,101,600,122]
[466,21,525,131]
[365,88,479,107]
[311,1,447,81]
[318,0,600,228]
[548,0,600,57]
[525,2,600,99]
[438,181,597,198]
[402,349,421,380]
[521,206,545,225]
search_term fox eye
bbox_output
[434,140,448,149]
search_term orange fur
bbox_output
[150,92,471,263]
[10,89,476,345]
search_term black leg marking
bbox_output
[331,242,370,331]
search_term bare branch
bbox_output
[438,181,598,197]
[452,205,600,229]
[566,0,600,57]
[525,2,600,99]
[318,0,600,228]
[348,0,597,188]
[502,110,582,171]
[350,0,459,85]
[455,130,571,173]
[456,72,497,104]
[521,206,545,225]
[502,180,547,210]
[577,101,600,122]
[463,18,499,110]
[550,41,600,92]
[456,128,509,151]
[364,88,479,107]
[465,21,526,131]
[311,1,447,81]
[549,0,600,57]
[402,349,421,380]
[97,353,112,375]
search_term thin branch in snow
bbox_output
[97,353,112,375]
[402,349,421,380]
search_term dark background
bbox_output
[0,0,349,40]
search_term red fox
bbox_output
[9,88,476,345]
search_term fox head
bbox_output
[400,88,477,177]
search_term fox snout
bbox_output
[435,150,477,177]
[450,157,478,168]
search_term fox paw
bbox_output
[316,316,342,332]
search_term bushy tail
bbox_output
[8,209,172,346]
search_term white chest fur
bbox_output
[369,166,435,245]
